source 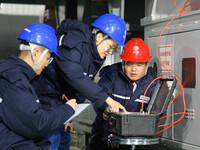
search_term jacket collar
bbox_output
[91,34,105,64]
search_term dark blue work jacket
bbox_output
[0,55,74,149]
[39,19,108,107]
[89,62,157,145]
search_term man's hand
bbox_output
[64,121,73,132]
[105,97,127,113]
[65,99,77,110]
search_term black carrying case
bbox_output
[109,77,177,137]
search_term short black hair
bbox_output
[20,40,29,45]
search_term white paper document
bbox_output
[64,103,92,124]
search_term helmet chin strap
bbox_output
[19,42,49,71]
[122,61,126,72]
[29,43,49,71]
[145,67,148,75]
[92,28,109,47]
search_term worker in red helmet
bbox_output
[87,38,157,150]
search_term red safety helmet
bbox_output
[120,38,152,62]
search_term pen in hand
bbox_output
[63,94,77,110]
[63,94,68,101]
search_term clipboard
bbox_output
[64,102,92,124]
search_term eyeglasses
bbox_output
[106,46,119,54]
[47,57,53,64]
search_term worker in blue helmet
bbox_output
[91,13,126,48]
[17,23,61,72]
[31,13,127,150]
[0,23,77,150]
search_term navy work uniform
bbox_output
[0,56,75,150]
[32,19,107,150]
[42,19,108,106]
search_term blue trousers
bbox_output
[44,130,61,150]
[58,125,71,150]
[44,125,71,150]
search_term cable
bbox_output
[141,0,200,134]
[140,76,169,112]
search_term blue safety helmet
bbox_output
[92,13,126,47]
[17,23,60,58]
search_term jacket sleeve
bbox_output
[0,122,50,150]
[96,68,115,113]
[1,80,75,139]
[98,72,114,97]
[55,46,108,107]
